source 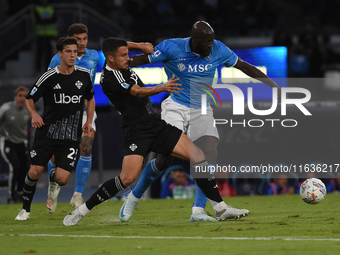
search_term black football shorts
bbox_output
[123,118,182,157]
[30,138,79,172]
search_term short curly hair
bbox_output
[68,23,88,36]
[56,37,78,52]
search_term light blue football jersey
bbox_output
[148,38,238,108]
[49,48,99,84]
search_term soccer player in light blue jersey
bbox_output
[47,23,154,213]
[119,21,281,222]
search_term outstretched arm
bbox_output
[130,74,182,97]
[127,42,153,55]
[234,58,281,94]
[25,99,44,128]
[129,54,150,67]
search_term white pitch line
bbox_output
[1,234,340,241]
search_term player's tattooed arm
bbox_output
[80,136,94,155]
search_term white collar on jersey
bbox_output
[77,48,89,60]
[105,64,114,72]
[105,64,124,73]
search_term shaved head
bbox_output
[190,21,215,56]
[191,21,214,38]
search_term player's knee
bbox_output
[119,174,137,187]
[192,147,206,163]
[155,156,173,171]
[28,171,40,180]
[54,175,69,186]
[196,137,218,161]
[120,177,133,187]
[56,179,68,186]
[28,166,44,180]
[198,149,206,161]
[202,146,217,161]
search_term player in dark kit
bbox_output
[48,23,154,209]
[63,37,248,226]
[15,37,95,220]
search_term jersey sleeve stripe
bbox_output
[35,68,57,87]
[112,70,125,84]
[117,71,126,83]
[36,67,56,85]
[231,56,238,67]
[75,65,91,74]
[75,66,92,80]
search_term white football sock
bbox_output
[192,206,204,214]
[78,203,90,216]
[212,201,227,212]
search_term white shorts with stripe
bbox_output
[82,110,97,132]
[161,97,219,142]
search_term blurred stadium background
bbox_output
[1,0,340,203]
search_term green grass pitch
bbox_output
[0,194,339,255]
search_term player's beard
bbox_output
[121,61,129,71]
[78,49,85,56]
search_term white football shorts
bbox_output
[161,97,219,142]
[82,110,97,132]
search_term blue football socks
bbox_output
[47,159,56,176]
[75,155,92,194]
[193,183,208,209]
[132,159,162,199]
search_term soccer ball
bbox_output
[299,178,326,204]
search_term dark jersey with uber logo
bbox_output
[27,66,94,142]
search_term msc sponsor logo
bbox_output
[177,63,186,72]
[177,63,213,72]
[188,64,213,72]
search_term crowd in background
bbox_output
[2,0,340,78]
[2,0,340,38]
